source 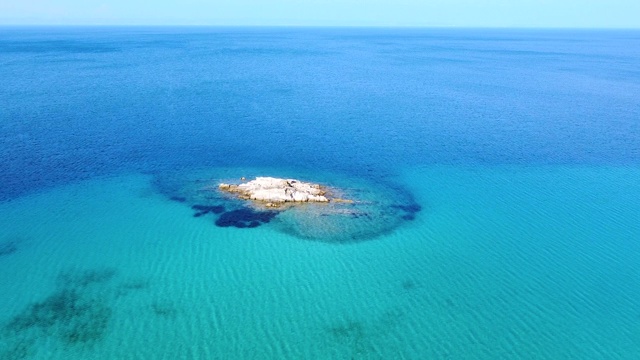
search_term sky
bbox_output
[0,0,639,28]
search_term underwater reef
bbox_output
[152,167,422,242]
[0,268,161,359]
[4,269,117,349]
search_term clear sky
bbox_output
[0,0,639,28]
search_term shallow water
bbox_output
[1,28,640,359]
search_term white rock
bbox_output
[218,177,329,203]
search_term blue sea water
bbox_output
[1,27,639,359]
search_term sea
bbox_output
[1,27,639,359]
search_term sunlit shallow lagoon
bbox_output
[1,27,639,359]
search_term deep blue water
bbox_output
[1,28,639,200]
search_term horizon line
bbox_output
[1,24,639,30]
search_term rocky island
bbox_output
[154,169,418,240]
[218,177,335,207]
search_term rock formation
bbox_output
[218,177,331,205]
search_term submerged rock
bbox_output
[218,177,331,205]
[215,208,278,228]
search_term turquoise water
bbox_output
[1,28,640,358]
[1,167,639,359]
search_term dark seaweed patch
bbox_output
[57,303,111,345]
[0,339,33,360]
[391,203,422,213]
[115,279,150,297]
[215,208,278,228]
[326,320,371,358]
[325,309,405,359]
[6,290,82,332]
[5,289,111,346]
[56,268,116,289]
[328,320,366,340]
[0,242,18,257]
[401,279,417,291]
[2,268,118,353]
[119,280,149,291]
[191,204,225,217]
[349,212,371,219]
[247,221,260,228]
[392,203,422,221]
[150,302,178,318]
